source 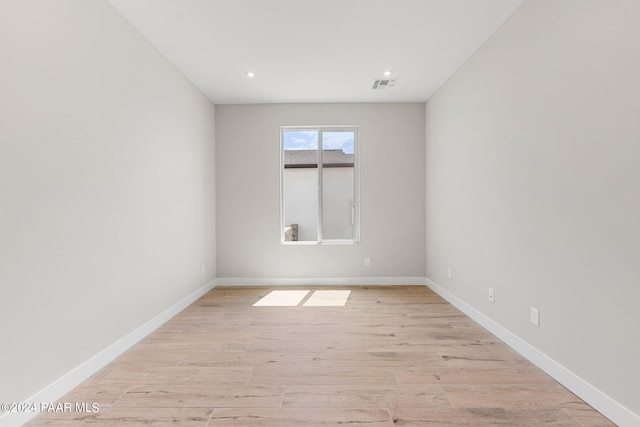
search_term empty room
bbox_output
[1,0,638,426]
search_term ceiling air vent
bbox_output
[372,78,397,90]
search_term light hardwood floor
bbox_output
[27,286,616,426]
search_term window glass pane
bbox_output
[322,131,355,240]
[282,130,318,242]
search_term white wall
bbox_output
[216,103,425,279]
[426,0,640,419]
[0,0,215,405]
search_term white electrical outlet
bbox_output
[488,288,495,303]
[201,264,205,274]
[447,268,452,279]
[364,257,371,266]
[530,307,540,326]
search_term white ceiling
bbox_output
[108,0,523,104]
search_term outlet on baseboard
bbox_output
[530,307,540,327]
[488,288,495,303]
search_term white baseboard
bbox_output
[215,277,428,286]
[0,280,216,427]
[425,277,639,427]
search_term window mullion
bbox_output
[317,130,324,242]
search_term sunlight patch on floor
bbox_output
[303,290,351,306]
[252,290,310,306]
[252,290,352,307]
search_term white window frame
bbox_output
[280,125,360,245]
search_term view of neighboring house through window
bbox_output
[281,126,359,244]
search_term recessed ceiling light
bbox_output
[246,71,255,78]
[383,70,393,77]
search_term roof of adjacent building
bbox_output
[284,149,354,168]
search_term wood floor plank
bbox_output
[112,366,253,386]
[442,384,579,409]
[393,365,555,386]
[248,366,398,386]
[312,350,446,368]
[245,337,368,353]
[179,350,316,367]
[570,416,619,427]
[56,383,132,408]
[390,407,580,426]
[207,408,394,426]
[25,286,614,426]
[283,384,450,409]
[562,401,620,426]
[26,407,214,426]
[112,384,284,408]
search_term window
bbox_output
[281,126,359,244]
